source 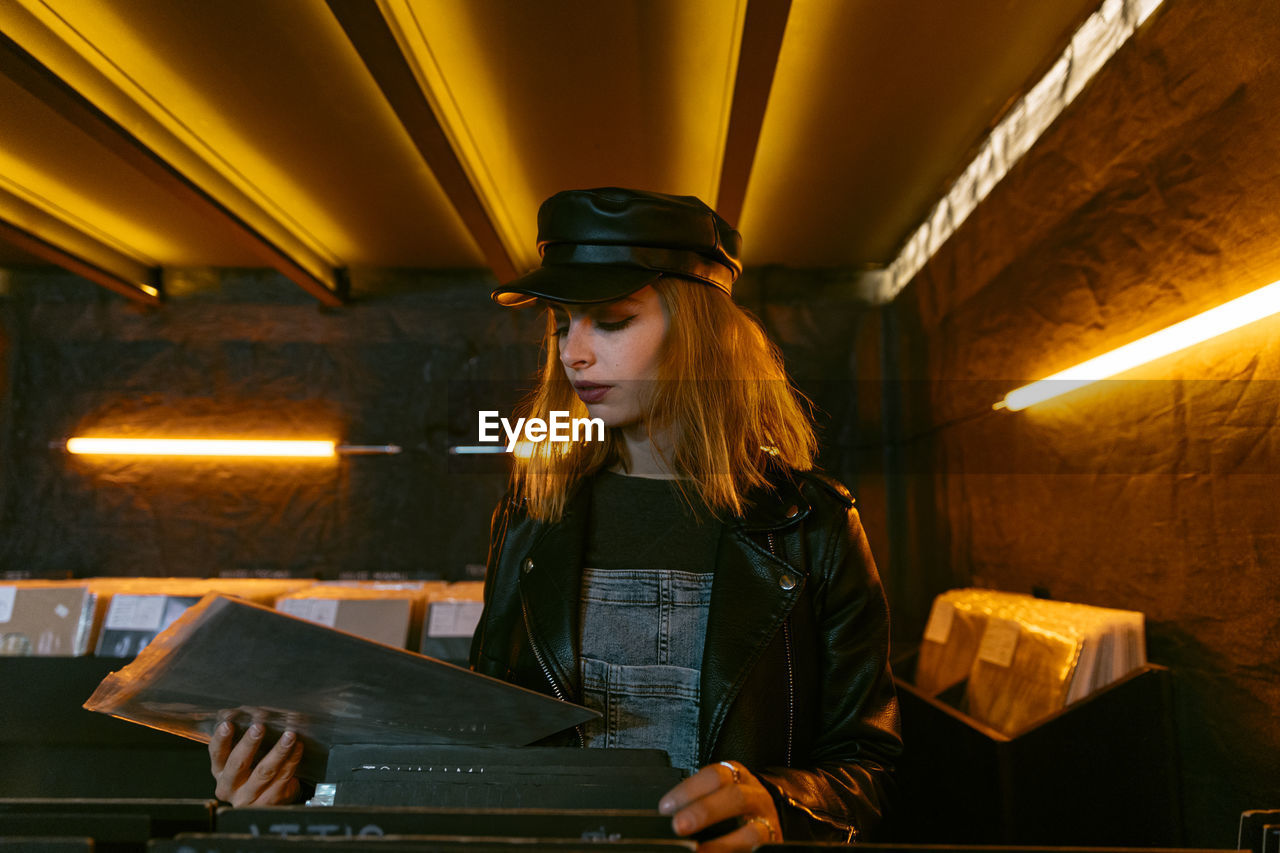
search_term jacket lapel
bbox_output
[698,479,809,763]
[517,482,590,701]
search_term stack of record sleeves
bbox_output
[916,588,1146,736]
[0,578,489,660]
[0,577,314,658]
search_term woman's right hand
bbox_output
[209,720,304,805]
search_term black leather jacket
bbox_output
[469,469,902,842]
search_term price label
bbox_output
[426,601,484,638]
[977,617,1020,668]
[279,598,340,627]
[923,599,955,644]
[0,586,14,624]
[105,595,166,631]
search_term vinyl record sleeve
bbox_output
[83,594,599,781]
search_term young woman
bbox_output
[209,188,901,850]
[473,188,902,848]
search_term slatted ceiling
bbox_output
[743,0,1105,266]
[0,0,1123,296]
[30,0,483,268]
[386,0,745,271]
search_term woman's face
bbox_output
[549,285,668,429]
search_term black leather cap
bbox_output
[491,187,742,307]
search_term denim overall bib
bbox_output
[578,471,720,774]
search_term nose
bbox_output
[559,319,593,371]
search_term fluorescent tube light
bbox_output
[996,278,1280,411]
[66,438,337,458]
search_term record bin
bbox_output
[882,649,1182,847]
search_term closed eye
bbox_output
[597,315,636,331]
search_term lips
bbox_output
[573,382,612,404]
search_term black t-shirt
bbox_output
[584,470,721,572]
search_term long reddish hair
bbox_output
[510,276,817,521]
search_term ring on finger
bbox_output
[743,814,779,843]
[717,760,741,784]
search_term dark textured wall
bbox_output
[734,268,906,630]
[0,265,884,584]
[0,268,546,580]
[889,0,1280,844]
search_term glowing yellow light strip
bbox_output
[66,438,337,458]
[996,278,1280,411]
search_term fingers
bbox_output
[229,730,301,806]
[251,738,306,805]
[214,722,266,800]
[660,760,781,849]
[670,780,749,836]
[254,774,301,807]
[213,723,260,801]
[658,763,733,816]
[208,720,234,778]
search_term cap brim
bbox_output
[490,264,662,307]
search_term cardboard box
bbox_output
[275,585,422,649]
[318,580,448,649]
[0,581,98,656]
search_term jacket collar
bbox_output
[733,468,812,532]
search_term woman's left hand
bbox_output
[658,759,783,851]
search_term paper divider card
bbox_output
[279,598,341,628]
[0,585,14,623]
[977,617,1020,668]
[105,595,167,631]
[922,598,954,644]
[426,601,484,638]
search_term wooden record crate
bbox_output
[881,650,1183,847]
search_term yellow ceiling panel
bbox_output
[392,0,744,268]
[0,0,1130,280]
[743,0,1102,266]
[0,70,256,265]
[22,0,483,267]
